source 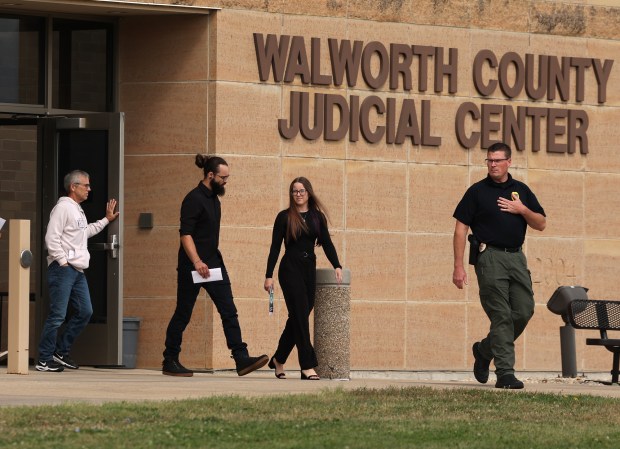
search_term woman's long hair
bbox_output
[286,177,329,245]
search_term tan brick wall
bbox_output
[0,126,38,353]
[119,14,214,368]
[0,127,38,294]
[118,1,620,374]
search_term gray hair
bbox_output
[64,170,90,193]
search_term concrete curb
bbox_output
[1,368,619,407]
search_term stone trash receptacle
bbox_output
[314,268,351,380]
[122,317,142,369]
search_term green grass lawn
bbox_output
[1,386,619,448]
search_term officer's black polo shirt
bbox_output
[453,173,545,248]
[178,182,223,268]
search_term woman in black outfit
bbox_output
[264,177,343,380]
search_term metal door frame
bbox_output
[37,112,124,365]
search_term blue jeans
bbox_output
[38,262,93,361]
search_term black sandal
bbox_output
[268,356,286,379]
[301,371,320,380]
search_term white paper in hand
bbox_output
[191,267,223,284]
[0,217,5,231]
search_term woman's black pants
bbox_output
[273,252,317,370]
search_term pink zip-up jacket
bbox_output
[45,196,109,270]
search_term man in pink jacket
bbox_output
[36,170,119,372]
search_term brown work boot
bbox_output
[235,354,269,376]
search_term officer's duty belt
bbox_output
[487,245,521,253]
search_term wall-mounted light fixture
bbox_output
[138,213,153,229]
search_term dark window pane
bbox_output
[52,19,113,112]
[0,15,44,105]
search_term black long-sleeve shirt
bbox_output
[265,209,341,278]
[178,182,223,268]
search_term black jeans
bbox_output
[164,265,248,361]
[273,252,318,370]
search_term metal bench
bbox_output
[568,299,620,385]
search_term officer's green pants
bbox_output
[474,247,535,376]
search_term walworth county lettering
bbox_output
[253,33,615,154]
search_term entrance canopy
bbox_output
[0,0,218,16]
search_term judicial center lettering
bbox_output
[253,33,615,154]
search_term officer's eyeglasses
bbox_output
[485,158,509,165]
[292,189,307,196]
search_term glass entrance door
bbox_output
[37,113,123,366]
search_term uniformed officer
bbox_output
[452,142,546,389]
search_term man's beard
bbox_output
[211,181,226,196]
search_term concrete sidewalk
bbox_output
[1,368,620,407]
